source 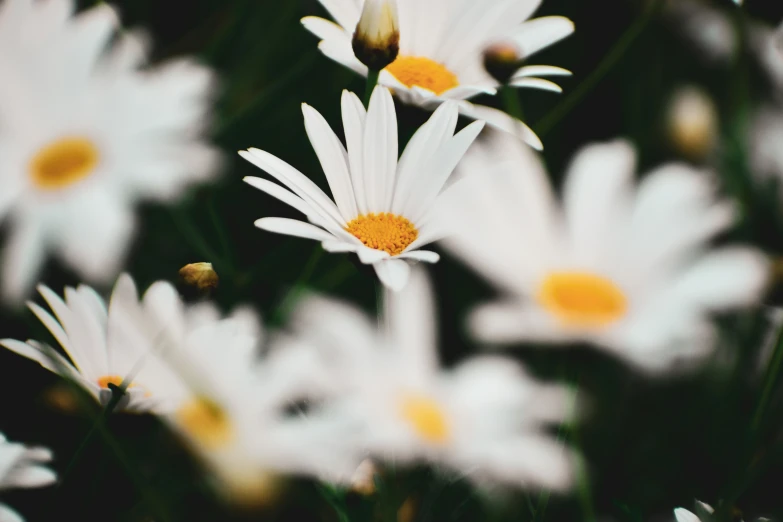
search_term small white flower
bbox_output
[0,274,189,413]
[240,86,483,291]
[441,131,769,373]
[0,0,221,302]
[283,266,575,489]
[302,0,574,149]
[0,432,56,522]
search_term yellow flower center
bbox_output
[29,137,99,190]
[537,272,627,327]
[385,56,459,95]
[97,375,136,389]
[176,397,233,449]
[345,213,418,256]
[399,394,449,444]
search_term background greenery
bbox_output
[2,0,783,520]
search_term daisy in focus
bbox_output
[0,432,57,522]
[0,274,189,413]
[441,131,769,372]
[302,0,573,149]
[0,0,220,302]
[283,266,575,488]
[240,86,484,291]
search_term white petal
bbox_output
[395,250,440,263]
[363,86,398,211]
[674,508,702,522]
[301,16,348,41]
[457,102,543,150]
[255,217,336,243]
[243,176,323,224]
[0,339,81,382]
[356,245,390,264]
[509,16,575,58]
[513,65,572,79]
[0,503,24,522]
[1,219,47,305]
[341,89,369,215]
[373,259,411,291]
[3,464,57,488]
[302,103,358,219]
[510,78,563,93]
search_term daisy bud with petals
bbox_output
[352,0,400,71]
[483,40,524,85]
[666,85,718,161]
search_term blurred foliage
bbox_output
[2,0,783,521]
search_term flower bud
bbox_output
[666,85,718,161]
[179,262,219,292]
[352,0,400,71]
[349,459,378,495]
[482,40,524,85]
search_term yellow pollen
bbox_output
[176,398,233,449]
[385,56,459,95]
[399,394,449,444]
[538,272,627,327]
[97,375,136,389]
[345,213,418,256]
[29,137,99,190]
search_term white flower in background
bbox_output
[302,0,574,149]
[284,266,575,489]
[0,0,221,302]
[145,284,360,504]
[240,86,483,291]
[674,501,771,522]
[0,274,190,412]
[441,131,769,373]
[0,432,57,522]
[664,0,737,65]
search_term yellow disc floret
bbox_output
[537,272,628,328]
[29,137,99,190]
[346,212,418,256]
[399,394,450,444]
[176,397,234,449]
[97,375,136,389]
[385,56,459,95]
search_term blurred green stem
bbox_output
[272,247,324,324]
[533,0,663,138]
[501,85,524,122]
[751,320,783,438]
[365,70,381,107]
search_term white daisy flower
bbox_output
[283,266,575,489]
[145,286,360,503]
[240,86,484,291]
[0,0,221,302]
[0,274,189,413]
[0,432,56,522]
[674,501,770,522]
[440,131,770,372]
[302,0,574,149]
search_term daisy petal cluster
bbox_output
[0,0,221,302]
[279,266,575,488]
[302,0,573,149]
[241,85,483,291]
[0,433,56,522]
[440,131,769,372]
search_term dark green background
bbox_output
[1,0,783,520]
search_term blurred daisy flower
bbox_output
[674,501,770,522]
[144,285,361,505]
[441,131,769,372]
[283,266,575,489]
[302,0,573,149]
[0,433,57,522]
[0,0,221,303]
[0,274,189,413]
[241,86,483,291]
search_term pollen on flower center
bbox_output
[537,272,627,327]
[176,397,233,449]
[97,375,136,389]
[399,394,450,444]
[385,56,459,95]
[345,213,418,256]
[29,137,99,190]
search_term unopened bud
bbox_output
[179,262,219,292]
[349,459,378,495]
[352,0,400,71]
[666,85,718,161]
[483,40,524,85]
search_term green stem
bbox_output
[364,69,381,107]
[751,319,783,438]
[501,85,524,122]
[533,0,663,138]
[272,247,324,324]
[170,207,226,268]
